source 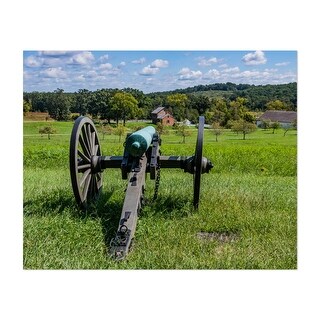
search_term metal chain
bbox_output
[152,162,161,201]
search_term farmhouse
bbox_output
[151,107,175,126]
[257,110,297,128]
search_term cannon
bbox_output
[69,116,213,260]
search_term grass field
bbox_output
[23,120,297,269]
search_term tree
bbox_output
[47,88,70,121]
[100,124,113,140]
[39,125,56,139]
[23,99,32,115]
[283,120,297,136]
[156,122,168,135]
[175,123,191,143]
[166,93,188,121]
[188,95,211,115]
[229,97,248,121]
[113,125,127,142]
[270,121,280,134]
[260,119,271,130]
[266,99,288,110]
[212,97,229,125]
[74,89,90,115]
[211,122,223,142]
[110,92,138,126]
[231,119,256,140]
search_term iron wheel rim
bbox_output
[193,116,204,209]
[69,116,103,209]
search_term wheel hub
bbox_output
[90,155,102,174]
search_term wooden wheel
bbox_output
[69,116,103,208]
[193,116,204,209]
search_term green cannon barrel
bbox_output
[126,126,156,157]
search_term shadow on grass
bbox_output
[23,187,193,257]
[23,188,77,216]
[143,193,194,219]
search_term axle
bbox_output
[93,155,213,175]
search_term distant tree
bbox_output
[188,95,211,115]
[39,125,56,139]
[243,112,256,123]
[113,124,127,142]
[75,89,90,115]
[283,120,297,136]
[211,122,223,142]
[229,97,248,121]
[23,99,32,115]
[231,119,256,140]
[270,121,281,134]
[156,122,169,135]
[47,88,70,121]
[100,124,113,140]
[211,97,229,125]
[110,92,138,126]
[260,119,271,130]
[175,123,191,143]
[166,93,188,121]
[266,100,288,110]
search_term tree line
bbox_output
[23,82,297,125]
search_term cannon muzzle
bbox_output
[126,126,156,157]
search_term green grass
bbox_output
[23,121,297,269]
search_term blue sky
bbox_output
[23,50,297,93]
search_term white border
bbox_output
[2,1,319,319]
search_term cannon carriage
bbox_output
[69,116,213,260]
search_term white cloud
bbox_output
[75,75,86,82]
[40,67,67,78]
[132,57,146,64]
[69,51,94,65]
[219,64,228,69]
[238,70,261,78]
[203,69,220,79]
[151,59,169,68]
[86,70,98,78]
[178,67,202,80]
[264,68,278,72]
[275,61,290,66]
[24,55,43,67]
[98,54,109,62]
[197,57,218,66]
[242,50,267,65]
[222,67,240,73]
[98,63,113,70]
[140,65,159,75]
[119,61,126,67]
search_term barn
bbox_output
[151,107,175,126]
[257,110,297,128]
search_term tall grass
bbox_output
[23,121,297,269]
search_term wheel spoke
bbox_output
[79,134,91,158]
[93,144,99,156]
[92,175,98,196]
[91,131,96,155]
[88,174,96,199]
[82,124,92,155]
[96,172,102,189]
[78,149,90,163]
[80,168,91,187]
[82,172,92,201]
[78,163,91,171]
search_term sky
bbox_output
[23,50,297,93]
